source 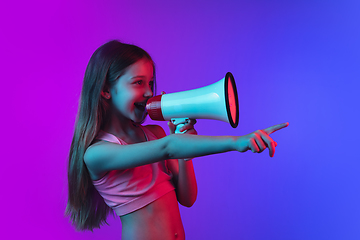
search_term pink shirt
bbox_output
[92,126,175,216]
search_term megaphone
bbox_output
[146,72,239,132]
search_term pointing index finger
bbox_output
[263,122,289,135]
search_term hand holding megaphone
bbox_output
[169,118,198,134]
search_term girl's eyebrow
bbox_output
[131,76,145,79]
[131,75,154,80]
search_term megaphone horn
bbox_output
[146,72,239,128]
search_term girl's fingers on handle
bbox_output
[168,118,197,134]
[263,122,289,135]
[179,119,197,134]
[168,121,177,134]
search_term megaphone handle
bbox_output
[171,117,190,134]
[171,117,192,161]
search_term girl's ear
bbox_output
[101,88,111,99]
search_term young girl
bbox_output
[66,40,288,240]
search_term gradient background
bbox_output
[1,0,359,239]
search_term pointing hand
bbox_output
[236,122,289,157]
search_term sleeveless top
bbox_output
[92,126,175,216]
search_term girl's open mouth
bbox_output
[134,102,146,111]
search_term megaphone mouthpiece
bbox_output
[146,95,165,121]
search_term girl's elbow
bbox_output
[181,203,193,208]
[189,193,198,207]
[180,196,197,208]
[178,191,197,207]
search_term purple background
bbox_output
[1,0,359,239]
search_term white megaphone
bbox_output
[146,72,239,133]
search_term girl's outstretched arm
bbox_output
[84,123,289,179]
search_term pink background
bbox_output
[1,0,359,239]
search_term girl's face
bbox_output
[108,58,154,123]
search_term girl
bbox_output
[66,40,288,240]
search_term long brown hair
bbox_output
[66,40,156,231]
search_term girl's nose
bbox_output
[144,86,153,98]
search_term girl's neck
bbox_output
[102,112,142,141]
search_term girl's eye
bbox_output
[134,80,142,85]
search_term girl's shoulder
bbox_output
[143,124,167,139]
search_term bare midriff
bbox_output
[120,190,185,240]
